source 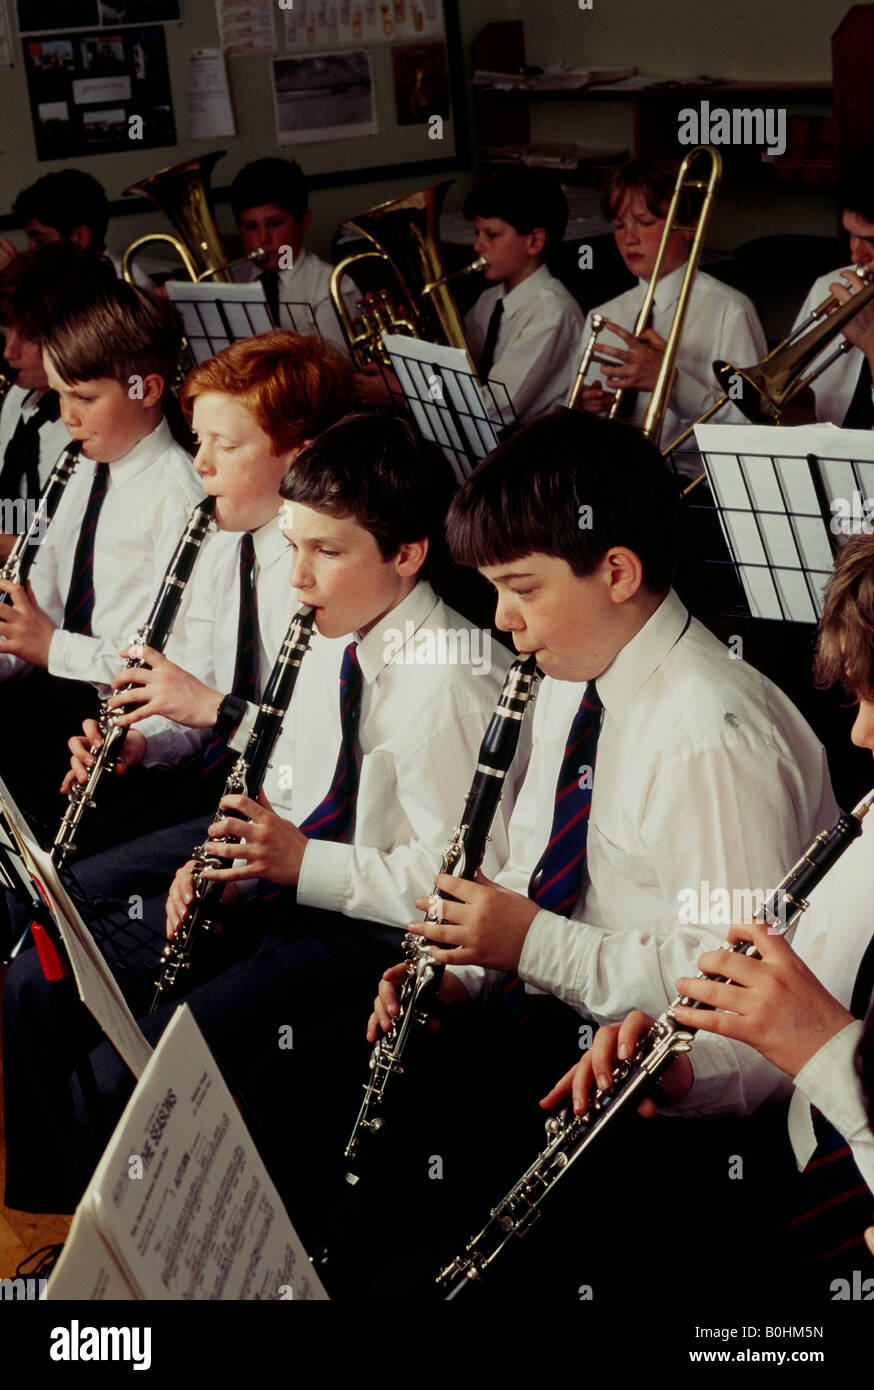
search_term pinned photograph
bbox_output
[391,40,449,125]
[272,49,377,145]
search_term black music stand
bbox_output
[692,423,874,623]
[167,282,318,365]
[382,332,516,481]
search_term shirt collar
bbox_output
[103,416,175,480]
[595,589,691,719]
[642,261,688,314]
[499,262,552,317]
[250,511,288,569]
[355,579,439,685]
[281,247,308,280]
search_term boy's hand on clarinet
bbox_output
[541,1010,693,1118]
[60,720,146,793]
[165,858,239,939]
[198,789,307,886]
[108,644,223,729]
[366,961,471,1042]
[0,580,56,666]
[407,870,539,970]
[674,919,855,1079]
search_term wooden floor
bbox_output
[0,965,72,1279]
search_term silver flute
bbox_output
[437,788,874,1298]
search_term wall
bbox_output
[0,0,858,262]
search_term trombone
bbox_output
[673,263,874,493]
[568,145,722,449]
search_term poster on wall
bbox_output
[23,25,176,159]
[391,39,448,125]
[272,49,377,145]
[15,0,181,36]
[284,0,443,52]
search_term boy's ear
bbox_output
[68,225,93,250]
[527,226,547,258]
[395,537,428,578]
[603,545,644,602]
[138,372,165,407]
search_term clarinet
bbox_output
[149,603,316,1012]
[437,788,874,1298]
[52,495,217,867]
[343,652,539,1184]
[0,440,83,604]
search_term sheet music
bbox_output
[0,777,151,1079]
[383,333,501,481]
[47,1007,328,1301]
[167,282,273,360]
[695,423,874,622]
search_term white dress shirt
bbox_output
[791,1022,874,1193]
[464,263,586,425]
[0,417,201,690]
[0,385,71,496]
[581,265,767,475]
[233,247,348,353]
[138,514,297,770]
[790,267,873,427]
[228,579,531,932]
[454,590,837,1115]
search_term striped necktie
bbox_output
[62,460,109,636]
[527,681,603,913]
[504,682,602,1018]
[299,642,363,843]
[0,390,60,505]
[202,532,260,779]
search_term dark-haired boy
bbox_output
[354,410,837,1291]
[0,280,201,829]
[0,168,153,286]
[1,412,527,1215]
[578,157,765,471]
[0,246,118,556]
[789,144,874,428]
[228,156,348,352]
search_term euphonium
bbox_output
[52,495,217,867]
[329,182,481,369]
[149,603,316,1012]
[437,788,874,1297]
[121,151,266,286]
[568,146,722,450]
[342,652,539,1183]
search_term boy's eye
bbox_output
[320,548,339,558]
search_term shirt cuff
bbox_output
[794,1020,868,1141]
[518,909,587,1007]
[228,700,262,753]
[296,837,352,916]
[47,628,115,689]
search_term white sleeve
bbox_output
[519,738,832,1025]
[672,296,767,426]
[793,1020,874,1193]
[484,301,581,424]
[297,710,501,931]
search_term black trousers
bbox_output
[1,898,401,1214]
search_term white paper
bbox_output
[72,75,132,105]
[0,0,15,66]
[695,422,874,623]
[187,49,236,140]
[0,776,151,1079]
[49,1007,328,1301]
[167,281,274,359]
[273,48,377,145]
[216,0,276,58]
[384,333,498,481]
[285,0,443,51]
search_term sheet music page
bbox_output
[45,1206,138,1301]
[383,333,499,479]
[167,282,274,360]
[52,1006,328,1301]
[0,777,151,1079]
[695,423,874,622]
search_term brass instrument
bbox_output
[568,145,722,450]
[673,263,874,492]
[329,182,482,369]
[437,788,874,1297]
[121,151,266,287]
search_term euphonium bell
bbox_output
[121,150,265,286]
